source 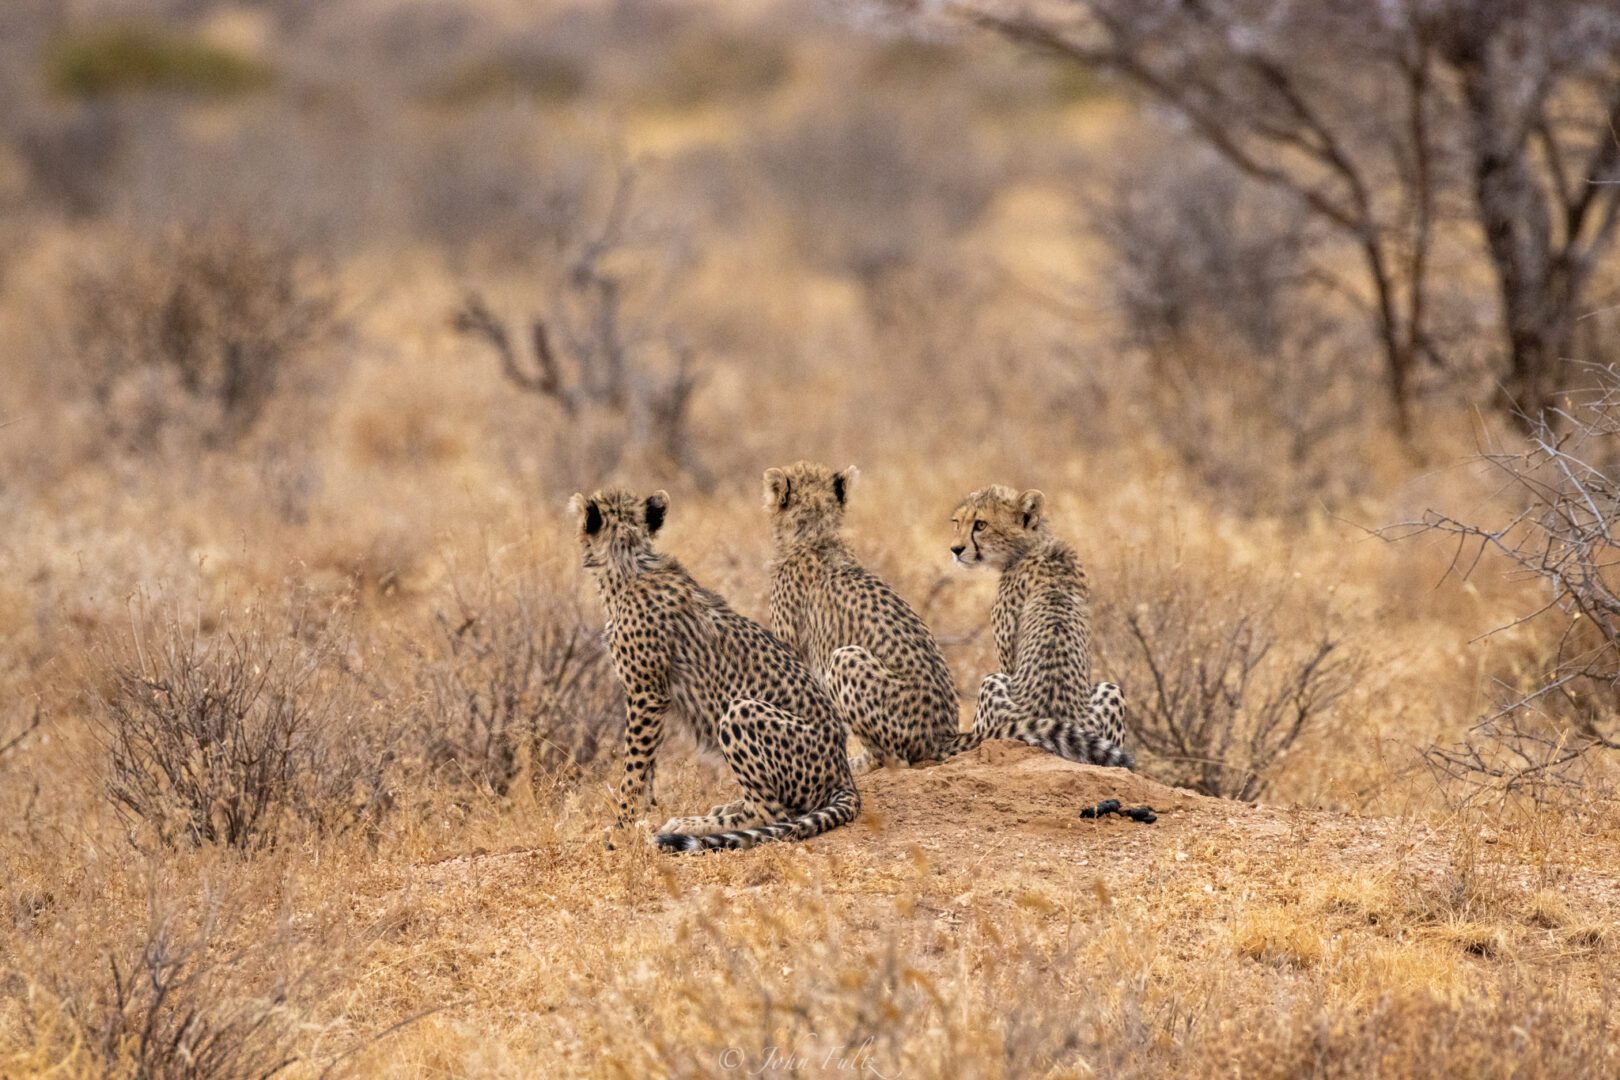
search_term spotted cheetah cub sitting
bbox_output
[764,462,968,771]
[570,488,859,852]
[950,485,1133,769]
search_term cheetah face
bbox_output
[950,486,1046,570]
[763,461,858,547]
[568,488,668,571]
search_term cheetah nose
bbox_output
[950,544,966,557]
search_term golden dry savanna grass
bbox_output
[1,2,1618,1077]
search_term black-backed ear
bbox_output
[568,493,604,536]
[763,467,791,511]
[1018,489,1046,530]
[644,490,669,535]
[833,465,859,507]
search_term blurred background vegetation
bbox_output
[1,1,1618,1075]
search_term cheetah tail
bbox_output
[653,788,860,854]
[942,728,989,758]
[1019,717,1136,770]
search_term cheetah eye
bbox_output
[972,520,985,533]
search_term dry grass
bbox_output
[2,2,1618,1077]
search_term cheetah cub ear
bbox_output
[568,493,604,536]
[763,467,790,511]
[644,490,669,535]
[832,465,859,507]
[1018,489,1046,530]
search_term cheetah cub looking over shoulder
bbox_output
[764,462,966,770]
[950,485,1133,769]
[571,488,858,852]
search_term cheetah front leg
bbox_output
[613,691,670,831]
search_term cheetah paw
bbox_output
[603,820,653,851]
[657,816,716,836]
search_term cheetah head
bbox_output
[763,461,859,547]
[949,485,1046,570]
[567,488,668,572]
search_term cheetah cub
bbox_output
[571,488,859,852]
[950,485,1133,769]
[764,462,968,770]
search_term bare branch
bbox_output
[1383,362,1620,789]
[0,704,41,759]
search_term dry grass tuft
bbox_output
[1230,905,1326,968]
[1433,921,1510,959]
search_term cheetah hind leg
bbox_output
[659,798,764,837]
[1088,681,1126,746]
[937,671,1010,757]
[656,698,858,853]
[827,645,923,770]
[970,673,1134,769]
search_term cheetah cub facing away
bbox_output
[571,488,859,852]
[950,486,1133,769]
[765,462,968,770]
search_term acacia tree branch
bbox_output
[1535,107,1575,216]
[968,3,1420,432]
[1564,85,1620,250]
[1404,32,1436,380]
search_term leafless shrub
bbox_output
[1387,363,1620,793]
[454,160,710,487]
[69,223,338,451]
[9,876,345,1080]
[629,31,792,108]
[1089,141,1377,510]
[1093,141,1315,366]
[413,575,623,799]
[1096,573,1362,800]
[0,705,40,762]
[96,609,395,850]
[59,909,298,1079]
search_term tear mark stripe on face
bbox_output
[949,484,1134,769]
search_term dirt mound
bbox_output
[859,740,1204,827]
[814,740,1236,864]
